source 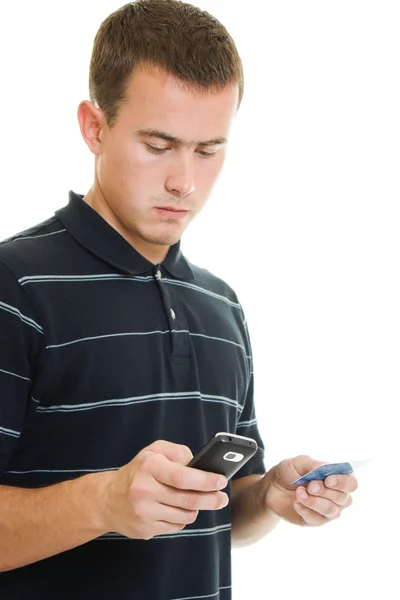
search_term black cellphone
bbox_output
[187,432,258,480]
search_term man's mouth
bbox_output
[155,207,189,219]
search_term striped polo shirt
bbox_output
[0,190,266,599]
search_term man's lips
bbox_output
[156,206,188,211]
[155,207,189,219]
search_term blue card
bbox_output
[291,459,370,486]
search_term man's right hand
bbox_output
[99,440,229,540]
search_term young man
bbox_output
[0,1,357,598]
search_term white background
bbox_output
[0,1,399,598]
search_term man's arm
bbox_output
[230,456,357,549]
[0,440,229,573]
[1,470,267,570]
[0,472,111,572]
[230,473,281,548]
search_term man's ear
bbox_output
[77,100,105,154]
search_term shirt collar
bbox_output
[55,191,195,280]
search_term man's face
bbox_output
[84,65,239,262]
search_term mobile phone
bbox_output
[187,432,258,480]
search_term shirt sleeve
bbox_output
[0,259,46,477]
[232,305,267,480]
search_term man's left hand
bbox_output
[263,455,358,527]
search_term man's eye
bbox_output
[197,150,217,158]
[145,144,216,158]
[145,144,168,154]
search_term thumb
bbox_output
[291,454,326,479]
[145,439,193,465]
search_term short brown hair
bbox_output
[89,0,244,128]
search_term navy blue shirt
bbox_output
[0,191,266,599]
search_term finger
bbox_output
[296,487,342,519]
[161,485,229,512]
[136,494,199,525]
[154,474,229,512]
[293,502,329,527]
[324,473,358,494]
[291,455,326,477]
[150,452,227,492]
[135,496,200,527]
[306,480,352,507]
[147,440,193,465]
[156,505,200,526]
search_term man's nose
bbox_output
[165,153,196,197]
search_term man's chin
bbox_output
[143,233,181,247]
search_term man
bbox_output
[0,1,357,598]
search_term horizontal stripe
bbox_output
[10,229,67,242]
[0,300,44,333]
[36,390,239,414]
[189,332,248,356]
[171,584,232,600]
[46,329,171,349]
[6,467,119,474]
[164,278,240,308]
[17,273,240,310]
[158,523,231,539]
[202,393,241,410]
[18,273,152,285]
[0,367,30,382]
[0,426,21,438]
[45,330,248,359]
[236,418,258,428]
[97,523,231,541]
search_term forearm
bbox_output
[0,471,112,572]
[231,474,280,548]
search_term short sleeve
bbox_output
[232,306,266,480]
[0,259,46,476]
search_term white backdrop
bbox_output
[1,1,398,598]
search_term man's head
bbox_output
[78,0,243,263]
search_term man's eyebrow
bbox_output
[135,128,228,147]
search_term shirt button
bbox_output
[170,308,176,319]
[156,269,162,280]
